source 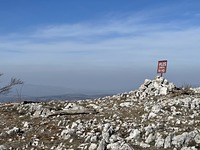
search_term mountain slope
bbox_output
[0,76,199,149]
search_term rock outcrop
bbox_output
[134,76,176,99]
[0,77,199,149]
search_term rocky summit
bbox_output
[0,76,200,150]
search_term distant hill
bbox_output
[0,93,113,103]
[0,83,115,102]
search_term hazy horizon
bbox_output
[1,0,200,97]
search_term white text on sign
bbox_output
[157,60,167,74]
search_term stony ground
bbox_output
[0,77,199,150]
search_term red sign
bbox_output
[157,60,167,74]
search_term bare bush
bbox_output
[0,73,24,95]
[180,83,194,95]
[181,83,192,90]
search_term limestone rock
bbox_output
[181,146,198,150]
[155,134,164,148]
[126,129,141,141]
[140,141,150,148]
[0,145,6,150]
[97,139,106,150]
[120,143,134,150]
[88,143,97,150]
[107,142,120,150]
[159,87,168,95]
[194,133,200,144]
[164,133,172,148]
[145,133,156,144]
[172,132,194,148]
[6,127,20,135]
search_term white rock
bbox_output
[71,122,78,129]
[88,143,97,150]
[103,123,111,132]
[181,146,198,150]
[107,142,120,150]
[102,132,110,143]
[60,128,75,140]
[167,116,174,121]
[6,127,20,135]
[139,85,147,91]
[164,134,172,148]
[41,108,51,117]
[64,103,84,110]
[144,79,152,86]
[89,104,101,110]
[69,139,73,143]
[23,121,31,129]
[194,133,200,144]
[163,79,169,85]
[155,76,164,83]
[148,112,157,119]
[172,111,182,116]
[145,133,156,144]
[172,132,188,147]
[32,138,39,146]
[140,141,150,148]
[151,105,162,113]
[159,87,168,95]
[120,102,132,107]
[191,99,200,110]
[32,105,43,118]
[176,120,181,125]
[153,82,160,89]
[0,145,6,150]
[85,135,91,143]
[90,135,98,143]
[120,143,134,150]
[185,130,198,145]
[135,91,141,97]
[109,135,118,143]
[139,92,147,99]
[144,125,154,136]
[54,143,66,150]
[155,135,164,148]
[97,139,106,150]
[171,106,176,111]
[126,129,141,141]
[78,143,89,149]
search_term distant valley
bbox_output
[0,84,114,102]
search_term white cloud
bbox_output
[1,9,200,92]
[1,13,200,67]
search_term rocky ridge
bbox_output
[0,76,199,150]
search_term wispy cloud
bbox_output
[1,11,200,66]
[1,5,200,91]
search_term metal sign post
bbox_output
[157,60,167,77]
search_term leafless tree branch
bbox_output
[0,75,24,95]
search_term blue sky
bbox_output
[1,0,200,95]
